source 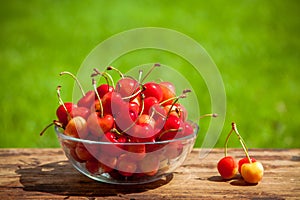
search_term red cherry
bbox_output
[85,159,100,174]
[56,102,77,126]
[142,82,163,102]
[143,97,158,115]
[165,103,188,122]
[69,106,90,120]
[114,109,135,133]
[238,157,257,174]
[131,124,155,142]
[97,84,114,98]
[124,141,147,161]
[137,114,155,128]
[157,130,178,141]
[160,81,175,94]
[77,90,95,108]
[116,153,137,177]
[174,121,195,139]
[164,115,181,130]
[217,156,238,179]
[116,77,139,98]
[96,152,117,173]
[75,142,94,161]
[64,116,88,139]
[127,101,140,119]
[159,82,176,106]
[150,104,166,117]
[163,141,183,159]
[99,132,124,157]
[87,112,114,137]
[101,92,124,116]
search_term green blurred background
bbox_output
[1,0,299,148]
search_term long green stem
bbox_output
[199,113,218,119]
[60,71,85,97]
[224,129,233,157]
[92,79,104,118]
[56,86,72,120]
[119,94,145,134]
[166,89,191,118]
[106,66,124,78]
[141,63,160,83]
[231,122,252,163]
[138,70,143,84]
[92,68,115,89]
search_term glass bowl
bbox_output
[55,124,198,185]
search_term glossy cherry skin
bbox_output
[116,153,137,177]
[101,92,124,116]
[241,162,264,184]
[159,82,176,106]
[56,102,77,126]
[137,114,155,128]
[217,156,238,179]
[164,115,181,130]
[86,112,114,137]
[95,151,117,173]
[143,97,158,115]
[99,132,124,157]
[174,121,195,139]
[75,142,94,161]
[126,101,140,120]
[238,157,257,174]
[85,159,100,174]
[142,82,163,102]
[164,103,187,122]
[77,90,95,108]
[159,81,175,94]
[69,106,90,120]
[97,84,114,98]
[64,116,88,139]
[116,77,139,98]
[130,124,155,142]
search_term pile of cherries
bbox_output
[41,64,200,178]
[217,122,264,184]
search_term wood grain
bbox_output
[0,148,299,199]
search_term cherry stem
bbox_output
[231,122,252,163]
[92,78,104,118]
[138,70,143,84]
[149,105,165,119]
[92,68,115,88]
[121,85,145,100]
[224,129,233,157]
[106,66,124,79]
[40,120,62,136]
[119,94,145,135]
[110,128,122,136]
[56,86,72,120]
[141,63,161,83]
[199,113,218,119]
[60,71,85,97]
[158,128,183,140]
[166,89,191,118]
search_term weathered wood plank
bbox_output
[0,148,299,199]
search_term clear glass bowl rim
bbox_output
[55,123,199,145]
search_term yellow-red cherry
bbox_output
[241,161,264,184]
[238,157,256,174]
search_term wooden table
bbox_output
[0,148,299,199]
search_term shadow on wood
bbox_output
[15,160,173,197]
